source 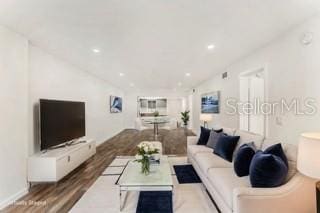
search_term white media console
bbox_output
[28,140,96,183]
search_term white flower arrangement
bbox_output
[136,142,159,157]
[135,142,160,175]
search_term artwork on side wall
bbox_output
[110,96,122,113]
[201,91,220,113]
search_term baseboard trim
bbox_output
[0,187,28,210]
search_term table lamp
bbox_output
[200,114,212,128]
[297,132,320,212]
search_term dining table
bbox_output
[142,117,170,140]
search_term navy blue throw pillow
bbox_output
[213,128,223,133]
[264,143,288,167]
[249,151,288,188]
[234,143,256,177]
[213,134,240,162]
[197,126,211,145]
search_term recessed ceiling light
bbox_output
[185,73,191,77]
[119,73,124,77]
[178,82,182,86]
[207,44,215,50]
[92,48,101,53]
[130,83,134,87]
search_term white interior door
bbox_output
[249,75,265,135]
[239,77,249,131]
[239,70,265,135]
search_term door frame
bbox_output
[239,64,268,136]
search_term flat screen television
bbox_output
[40,99,86,150]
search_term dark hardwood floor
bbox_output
[2,128,195,213]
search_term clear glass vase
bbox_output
[141,156,150,175]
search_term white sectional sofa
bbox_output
[187,126,316,213]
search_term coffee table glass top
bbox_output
[118,155,173,187]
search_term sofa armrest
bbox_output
[187,136,198,146]
[233,173,316,213]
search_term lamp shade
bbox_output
[297,133,320,179]
[200,114,213,122]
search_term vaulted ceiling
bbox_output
[0,0,319,91]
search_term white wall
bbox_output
[29,45,125,154]
[0,26,29,209]
[0,25,126,209]
[192,14,320,144]
[124,89,188,128]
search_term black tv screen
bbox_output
[40,99,85,150]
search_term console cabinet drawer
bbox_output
[70,145,89,169]
[28,141,96,183]
[56,155,72,180]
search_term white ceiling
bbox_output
[0,0,319,92]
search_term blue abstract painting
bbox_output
[110,96,122,113]
[201,91,220,113]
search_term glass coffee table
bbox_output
[117,155,173,211]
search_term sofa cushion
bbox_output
[249,151,288,188]
[233,130,264,157]
[234,143,256,177]
[214,134,240,162]
[222,127,236,136]
[197,126,211,145]
[188,145,213,157]
[194,152,232,174]
[206,130,224,149]
[207,168,250,209]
